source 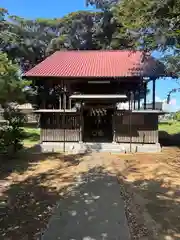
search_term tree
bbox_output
[114,0,180,75]
[1,3,135,69]
[86,0,135,49]
[0,51,30,106]
[174,111,180,121]
[46,11,103,53]
[47,1,135,53]
[0,106,26,155]
[0,52,30,154]
[1,11,61,71]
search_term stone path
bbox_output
[42,154,130,240]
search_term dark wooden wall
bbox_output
[40,113,80,142]
[114,112,159,144]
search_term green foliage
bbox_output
[174,111,180,121]
[0,51,30,106]
[0,106,26,155]
[1,4,134,68]
[47,11,102,53]
[115,0,180,49]
[162,54,180,76]
[1,13,59,71]
[114,0,180,75]
[86,0,118,10]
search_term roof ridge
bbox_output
[54,49,144,53]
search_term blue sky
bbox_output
[1,0,180,111]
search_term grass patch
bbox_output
[23,127,40,146]
[159,121,180,135]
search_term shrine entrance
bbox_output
[83,108,113,142]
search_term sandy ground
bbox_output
[0,147,180,239]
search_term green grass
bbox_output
[23,127,40,146]
[158,121,180,135]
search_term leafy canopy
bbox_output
[0,51,29,106]
[114,0,180,75]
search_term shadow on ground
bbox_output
[0,145,85,180]
[122,177,180,240]
[159,131,180,147]
[42,167,130,240]
[0,165,130,240]
[0,146,90,239]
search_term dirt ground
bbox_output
[117,147,180,240]
[0,147,180,239]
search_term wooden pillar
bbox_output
[128,92,131,110]
[69,98,72,109]
[138,88,141,110]
[41,85,46,109]
[133,91,136,110]
[144,82,147,110]
[79,101,83,142]
[63,93,66,109]
[41,83,46,109]
[68,83,72,110]
[129,92,133,152]
[59,94,62,109]
[40,114,42,143]
[152,78,156,110]
[62,80,66,152]
[112,109,116,143]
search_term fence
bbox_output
[0,109,38,125]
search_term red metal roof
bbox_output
[24,50,166,78]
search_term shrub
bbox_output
[0,105,26,155]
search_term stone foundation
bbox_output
[40,142,162,154]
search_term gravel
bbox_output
[118,175,159,240]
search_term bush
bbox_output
[0,106,26,155]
